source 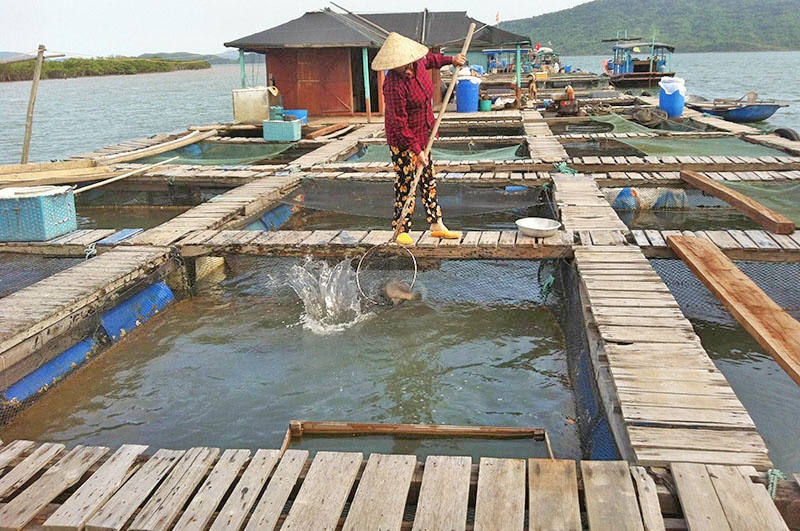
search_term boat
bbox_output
[601,36,676,89]
[685,93,789,123]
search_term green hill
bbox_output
[500,0,800,54]
[139,52,261,65]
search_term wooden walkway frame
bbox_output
[669,235,800,385]
[681,170,796,234]
[0,442,792,531]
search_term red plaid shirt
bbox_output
[383,52,455,154]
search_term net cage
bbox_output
[0,253,186,428]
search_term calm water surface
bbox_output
[0,259,580,460]
[1,53,799,164]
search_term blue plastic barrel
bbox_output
[658,77,686,118]
[456,78,479,113]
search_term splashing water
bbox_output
[287,257,371,334]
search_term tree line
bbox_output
[0,57,211,82]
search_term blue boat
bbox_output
[601,36,676,89]
[686,93,789,123]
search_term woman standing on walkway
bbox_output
[372,32,467,245]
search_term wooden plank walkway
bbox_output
[552,174,629,244]
[0,246,172,388]
[177,228,574,260]
[289,123,384,169]
[124,176,301,246]
[574,245,772,470]
[669,235,800,386]
[633,228,800,261]
[0,442,790,530]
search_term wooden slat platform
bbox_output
[553,174,629,236]
[289,123,384,169]
[574,245,772,469]
[669,235,800,386]
[125,176,301,246]
[177,228,574,259]
[0,247,172,387]
[634,228,800,261]
[0,442,791,530]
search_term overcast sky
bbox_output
[2,0,590,57]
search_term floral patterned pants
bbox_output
[390,146,442,233]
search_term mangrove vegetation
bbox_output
[0,56,211,82]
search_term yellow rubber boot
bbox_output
[396,232,413,245]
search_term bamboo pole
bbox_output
[392,23,476,240]
[21,45,46,164]
[73,156,178,194]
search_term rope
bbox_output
[553,162,578,175]
[767,469,786,500]
[84,243,97,260]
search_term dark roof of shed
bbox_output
[224,8,530,51]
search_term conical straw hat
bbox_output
[371,32,429,71]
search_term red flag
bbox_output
[536,42,541,51]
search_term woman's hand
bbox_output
[453,53,467,67]
[416,151,429,168]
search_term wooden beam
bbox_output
[668,235,800,385]
[0,159,96,175]
[305,122,350,139]
[288,420,545,439]
[680,170,795,234]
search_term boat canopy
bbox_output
[612,42,676,52]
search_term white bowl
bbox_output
[515,217,561,238]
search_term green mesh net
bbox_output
[590,114,655,134]
[350,144,527,163]
[132,142,295,166]
[723,181,800,226]
[617,136,788,158]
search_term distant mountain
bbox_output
[499,0,800,54]
[0,51,34,61]
[139,51,262,65]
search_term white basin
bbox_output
[515,217,561,238]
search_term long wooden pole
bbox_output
[21,45,46,164]
[73,156,179,194]
[392,23,476,240]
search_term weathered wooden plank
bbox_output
[244,450,310,531]
[412,455,471,531]
[0,445,108,531]
[630,467,666,531]
[171,449,250,531]
[474,458,525,531]
[129,447,220,531]
[342,454,416,531]
[681,170,795,234]
[208,449,280,531]
[672,462,732,531]
[281,451,362,531]
[581,461,644,531]
[669,235,800,385]
[85,449,184,531]
[0,441,35,470]
[528,459,581,531]
[0,443,64,499]
[707,465,790,530]
[43,444,148,531]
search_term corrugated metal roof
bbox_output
[224,8,530,51]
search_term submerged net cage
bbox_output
[722,181,800,226]
[0,254,85,299]
[349,143,529,163]
[278,178,550,219]
[602,186,728,210]
[132,142,296,166]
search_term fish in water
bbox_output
[381,280,421,305]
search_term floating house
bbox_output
[224,9,530,117]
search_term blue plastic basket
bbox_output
[0,186,77,242]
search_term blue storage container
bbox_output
[0,185,77,242]
[658,77,686,118]
[263,120,301,141]
[456,77,480,113]
[283,109,308,124]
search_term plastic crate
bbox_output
[0,186,77,242]
[262,119,302,141]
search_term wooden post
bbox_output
[21,44,46,164]
[362,47,371,123]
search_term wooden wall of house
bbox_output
[267,48,354,115]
